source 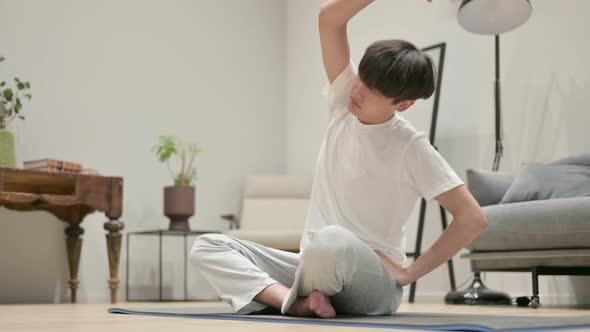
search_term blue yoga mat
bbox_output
[109,306,590,332]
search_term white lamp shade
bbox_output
[458,0,532,35]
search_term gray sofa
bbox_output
[462,160,590,308]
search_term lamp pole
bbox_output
[493,34,503,172]
[446,0,532,306]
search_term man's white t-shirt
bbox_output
[300,62,464,265]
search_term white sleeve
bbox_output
[321,61,356,113]
[403,135,464,202]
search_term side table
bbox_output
[0,167,124,304]
[126,229,220,301]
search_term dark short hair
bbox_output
[358,39,436,103]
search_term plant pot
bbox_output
[0,129,16,168]
[163,185,195,231]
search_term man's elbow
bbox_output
[474,211,488,233]
[458,208,488,234]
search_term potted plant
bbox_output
[0,55,32,168]
[153,135,200,231]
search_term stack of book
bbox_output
[23,159,84,173]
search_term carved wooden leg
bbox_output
[65,224,84,303]
[104,219,124,304]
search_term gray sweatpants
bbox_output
[190,225,403,315]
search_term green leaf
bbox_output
[0,82,5,87]
[14,77,20,82]
[18,115,25,120]
[3,89,13,101]
[17,82,25,90]
[25,94,32,100]
[159,147,177,162]
[25,82,30,89]
[174,175,183,186]
[153,135,180,163]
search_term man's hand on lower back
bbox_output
[374,250,415,287]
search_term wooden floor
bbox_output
[1,301,589,332]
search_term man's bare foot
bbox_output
[287,290,336,318]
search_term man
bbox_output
[191,0,487,318]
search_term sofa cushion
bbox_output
[226,230,301,251]
[466,169,515,206]
[499,161,590,204]
[244,176,312,199]
[240,199,309,231]
[551,153,590,167]
[469,197,590,252]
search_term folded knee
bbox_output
[190,234,230,268]
[302,225,358,264]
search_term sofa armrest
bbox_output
[466,169,515,206]
[220,214,240,230]
[469,196,590,252]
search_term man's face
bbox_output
[348,75,414,125]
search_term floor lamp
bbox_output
[445,0,533,305]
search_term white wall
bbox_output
[286,0,590,304]
[0,0,286,303]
